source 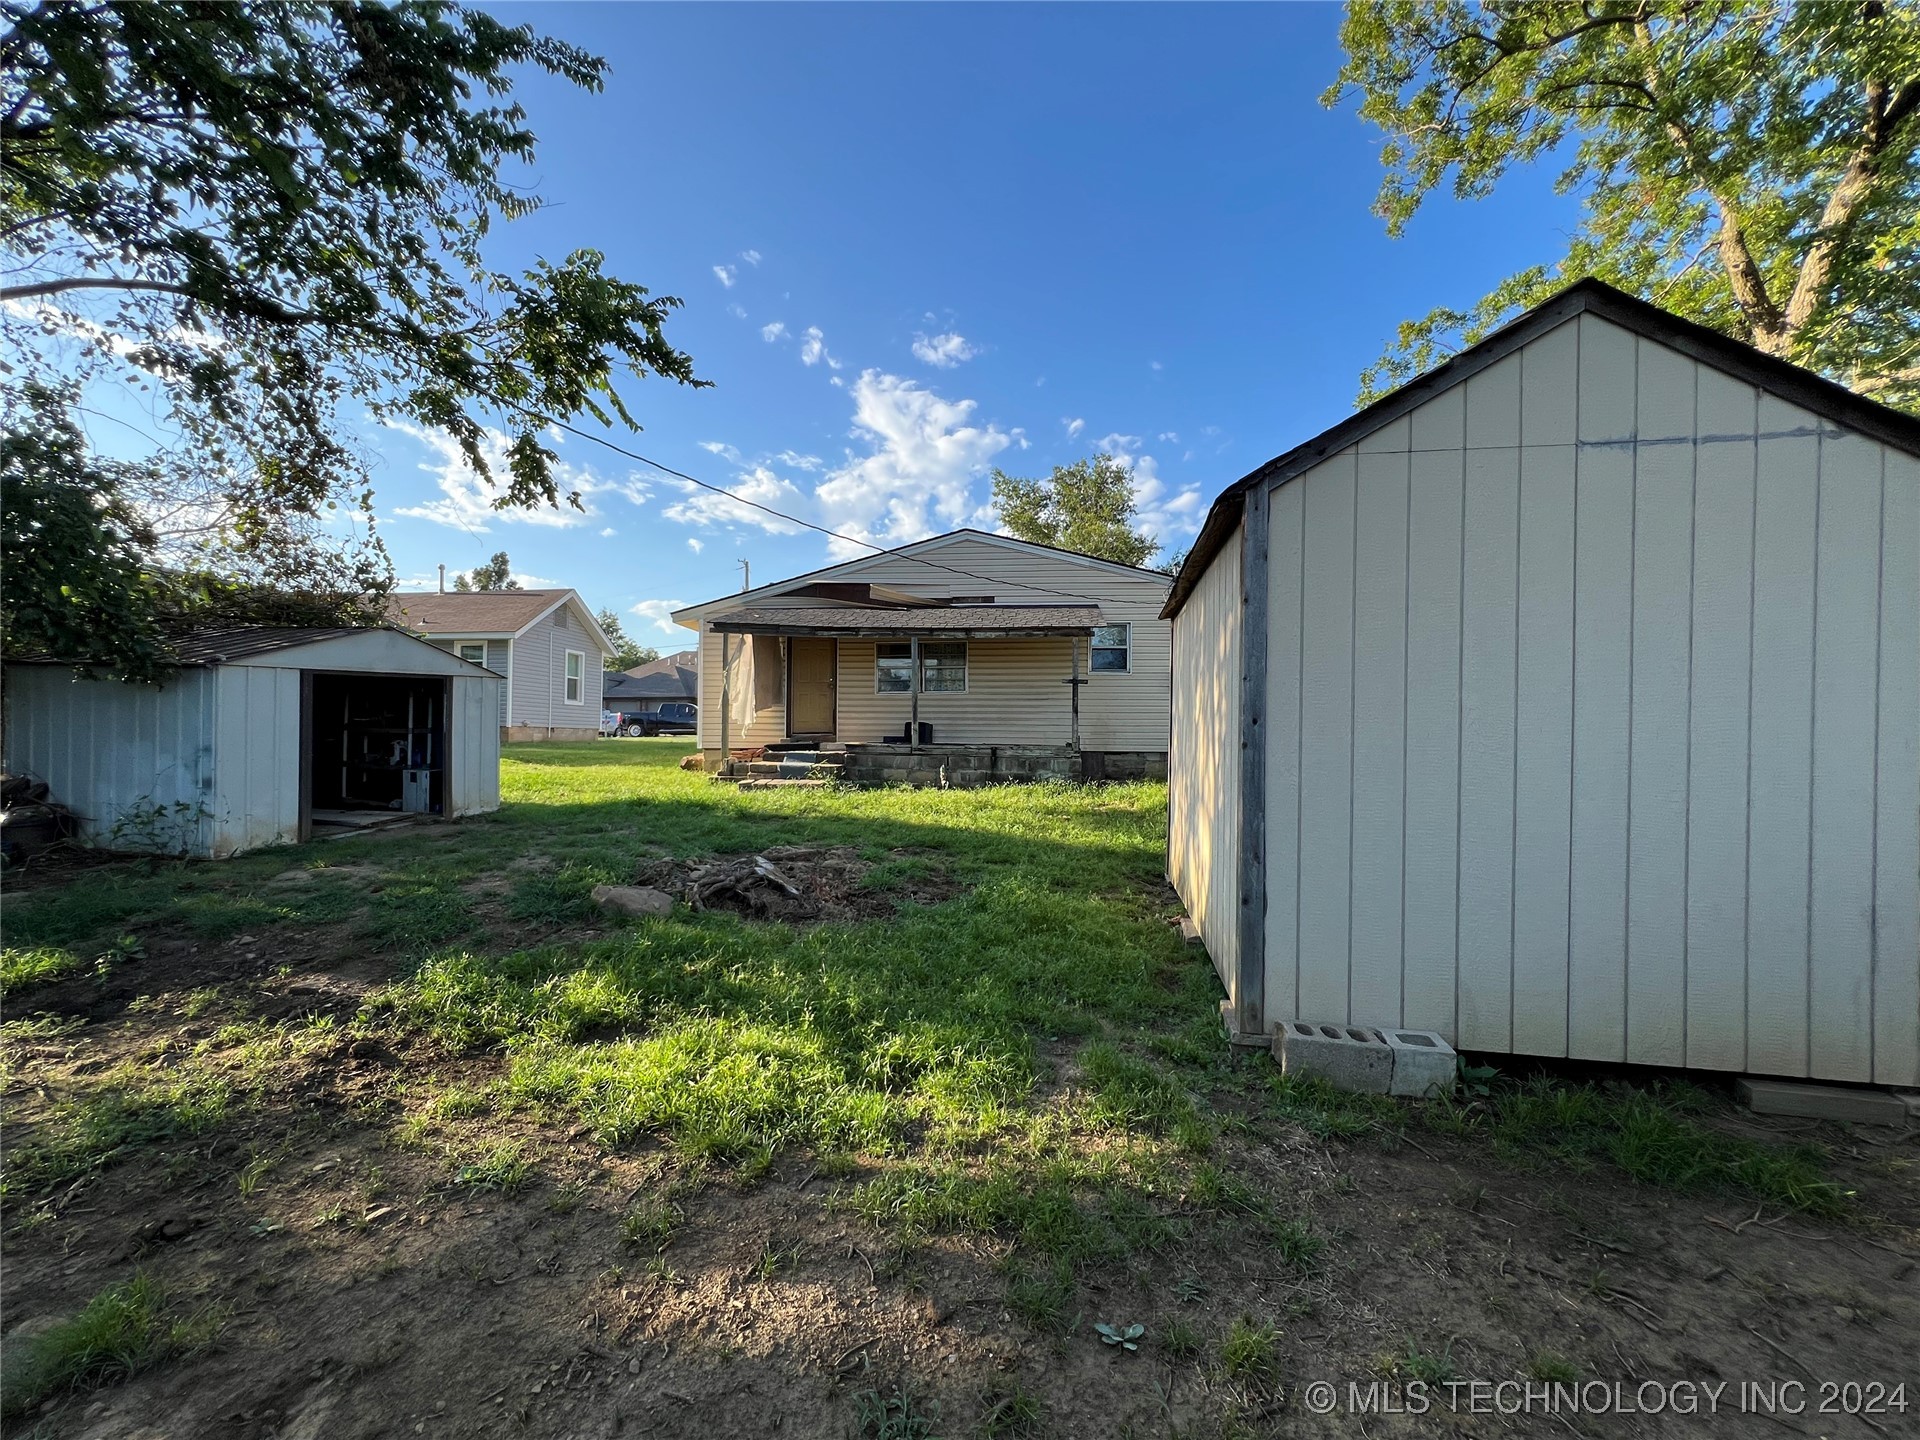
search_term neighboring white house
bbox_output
[4,627,502,857]
[672,530,1174,783]
[387,588,612,741]
[1165,279,1918,1088]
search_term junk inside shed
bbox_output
[308,674,448,825]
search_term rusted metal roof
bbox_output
[707,605,1103,637]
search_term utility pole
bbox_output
[738,558,751,592]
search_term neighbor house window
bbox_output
[1090,624,1131,673]
[564,650,585,704]
[458,643,485,665]
[875,641,968,693]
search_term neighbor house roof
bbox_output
[604,650,697,701]
[386,587,614,653]
[1161,277,1920,620]
[707,605,1103,638]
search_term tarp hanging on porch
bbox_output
[724,634,784,737]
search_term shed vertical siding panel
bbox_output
[1457,355,1521,1050]
[449,675,502,815]
[1874,450,1920,1085]
[1568,316,1637,1058]
[1297,450,1357,1022]
[1745,396,1820,1076]
[1264,481,1304,1021]
[1624,340,1695,1066]
[1402,388,1466,1039]
[1808,433,1883,1082]
[1350,420,1411,1025]
[1512,325,1578,1055]
[1684,373,1759,1070]
[1169,527,1242,996]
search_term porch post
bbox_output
[908,635,921,751]
[1069,634,1081,751]
[718,629,732,774]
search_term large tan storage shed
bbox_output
[4,627,503,857]
[1165,281,1919,1087]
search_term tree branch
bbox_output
[1782,77,1920,334]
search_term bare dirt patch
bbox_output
[631,846,962,925]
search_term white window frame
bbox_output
[564,649,585,705]
[1090,623,1131,674]
[458,642,485,666]
[875,641,967,694]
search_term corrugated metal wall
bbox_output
[1168,525,1243,998]
[3,667,218,852]
[1259,312,1919,1085]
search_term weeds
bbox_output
[0,1274,222,1419]
[454,1142,532,1193]
[1217,1317,1279,1383]
[851,1382,940,1440]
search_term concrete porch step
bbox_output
[743,759,845,778]
[735,777,834,791]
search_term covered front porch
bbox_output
[704,604,1102,784]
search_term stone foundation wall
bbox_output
[502,725,601,743]
[842,743,1080,788]
[1081,751,1168,782]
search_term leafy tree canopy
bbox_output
[1330,0,1920,410]
[990,454,1160,569]
[451,551,517,592]
[1,0,704,679]
[596,608,658,672]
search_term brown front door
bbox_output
[788,638,835,736]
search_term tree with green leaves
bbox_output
[1,0,704,679]
[596,608,659,672]
[451,552,517,592]
[990,454,1160,569]
[1330,1,1920,409]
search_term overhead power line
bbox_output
[542,417,1133,606]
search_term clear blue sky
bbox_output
[379,2,1575,648]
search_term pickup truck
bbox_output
[605,702,698,737]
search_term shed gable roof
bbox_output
[1162,278,1920,619]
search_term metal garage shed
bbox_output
[3,627,503,857]
[1165,280,1919,1088]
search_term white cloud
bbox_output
[699,440,744,463]
[1106,450,1205,551]
[798,326,840,369]
[774,449,823,471]
[1158,431,1180,444]
[760,321,787,342]
[812,370,1012,557]
[1097,432,1143,455]
[741,249,762,266]
[712,264,737,288]
[663,465,807,535]
[1063,417,1085,440]
[631,600,689,636]
[388,421,649,532]
[600,526,618,537]
[910,331,977,368]
[726,302,747,320]
[510,570,560,589]
[1150,360,1164,372]
[687,537,704,554]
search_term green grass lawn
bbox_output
[0,741,1850,1233]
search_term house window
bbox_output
[875,643,913,693]
[564,650,585,704]
[874,641,968,693]
[458,643,485,665]
[1090,624,1131,673]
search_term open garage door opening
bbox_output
[306,672,450,833]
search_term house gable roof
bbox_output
[604,650,697,700]
[673,527,1171,626]
[1161,278,1920,620]
[386,588,614,652]
[6,626,501,677]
